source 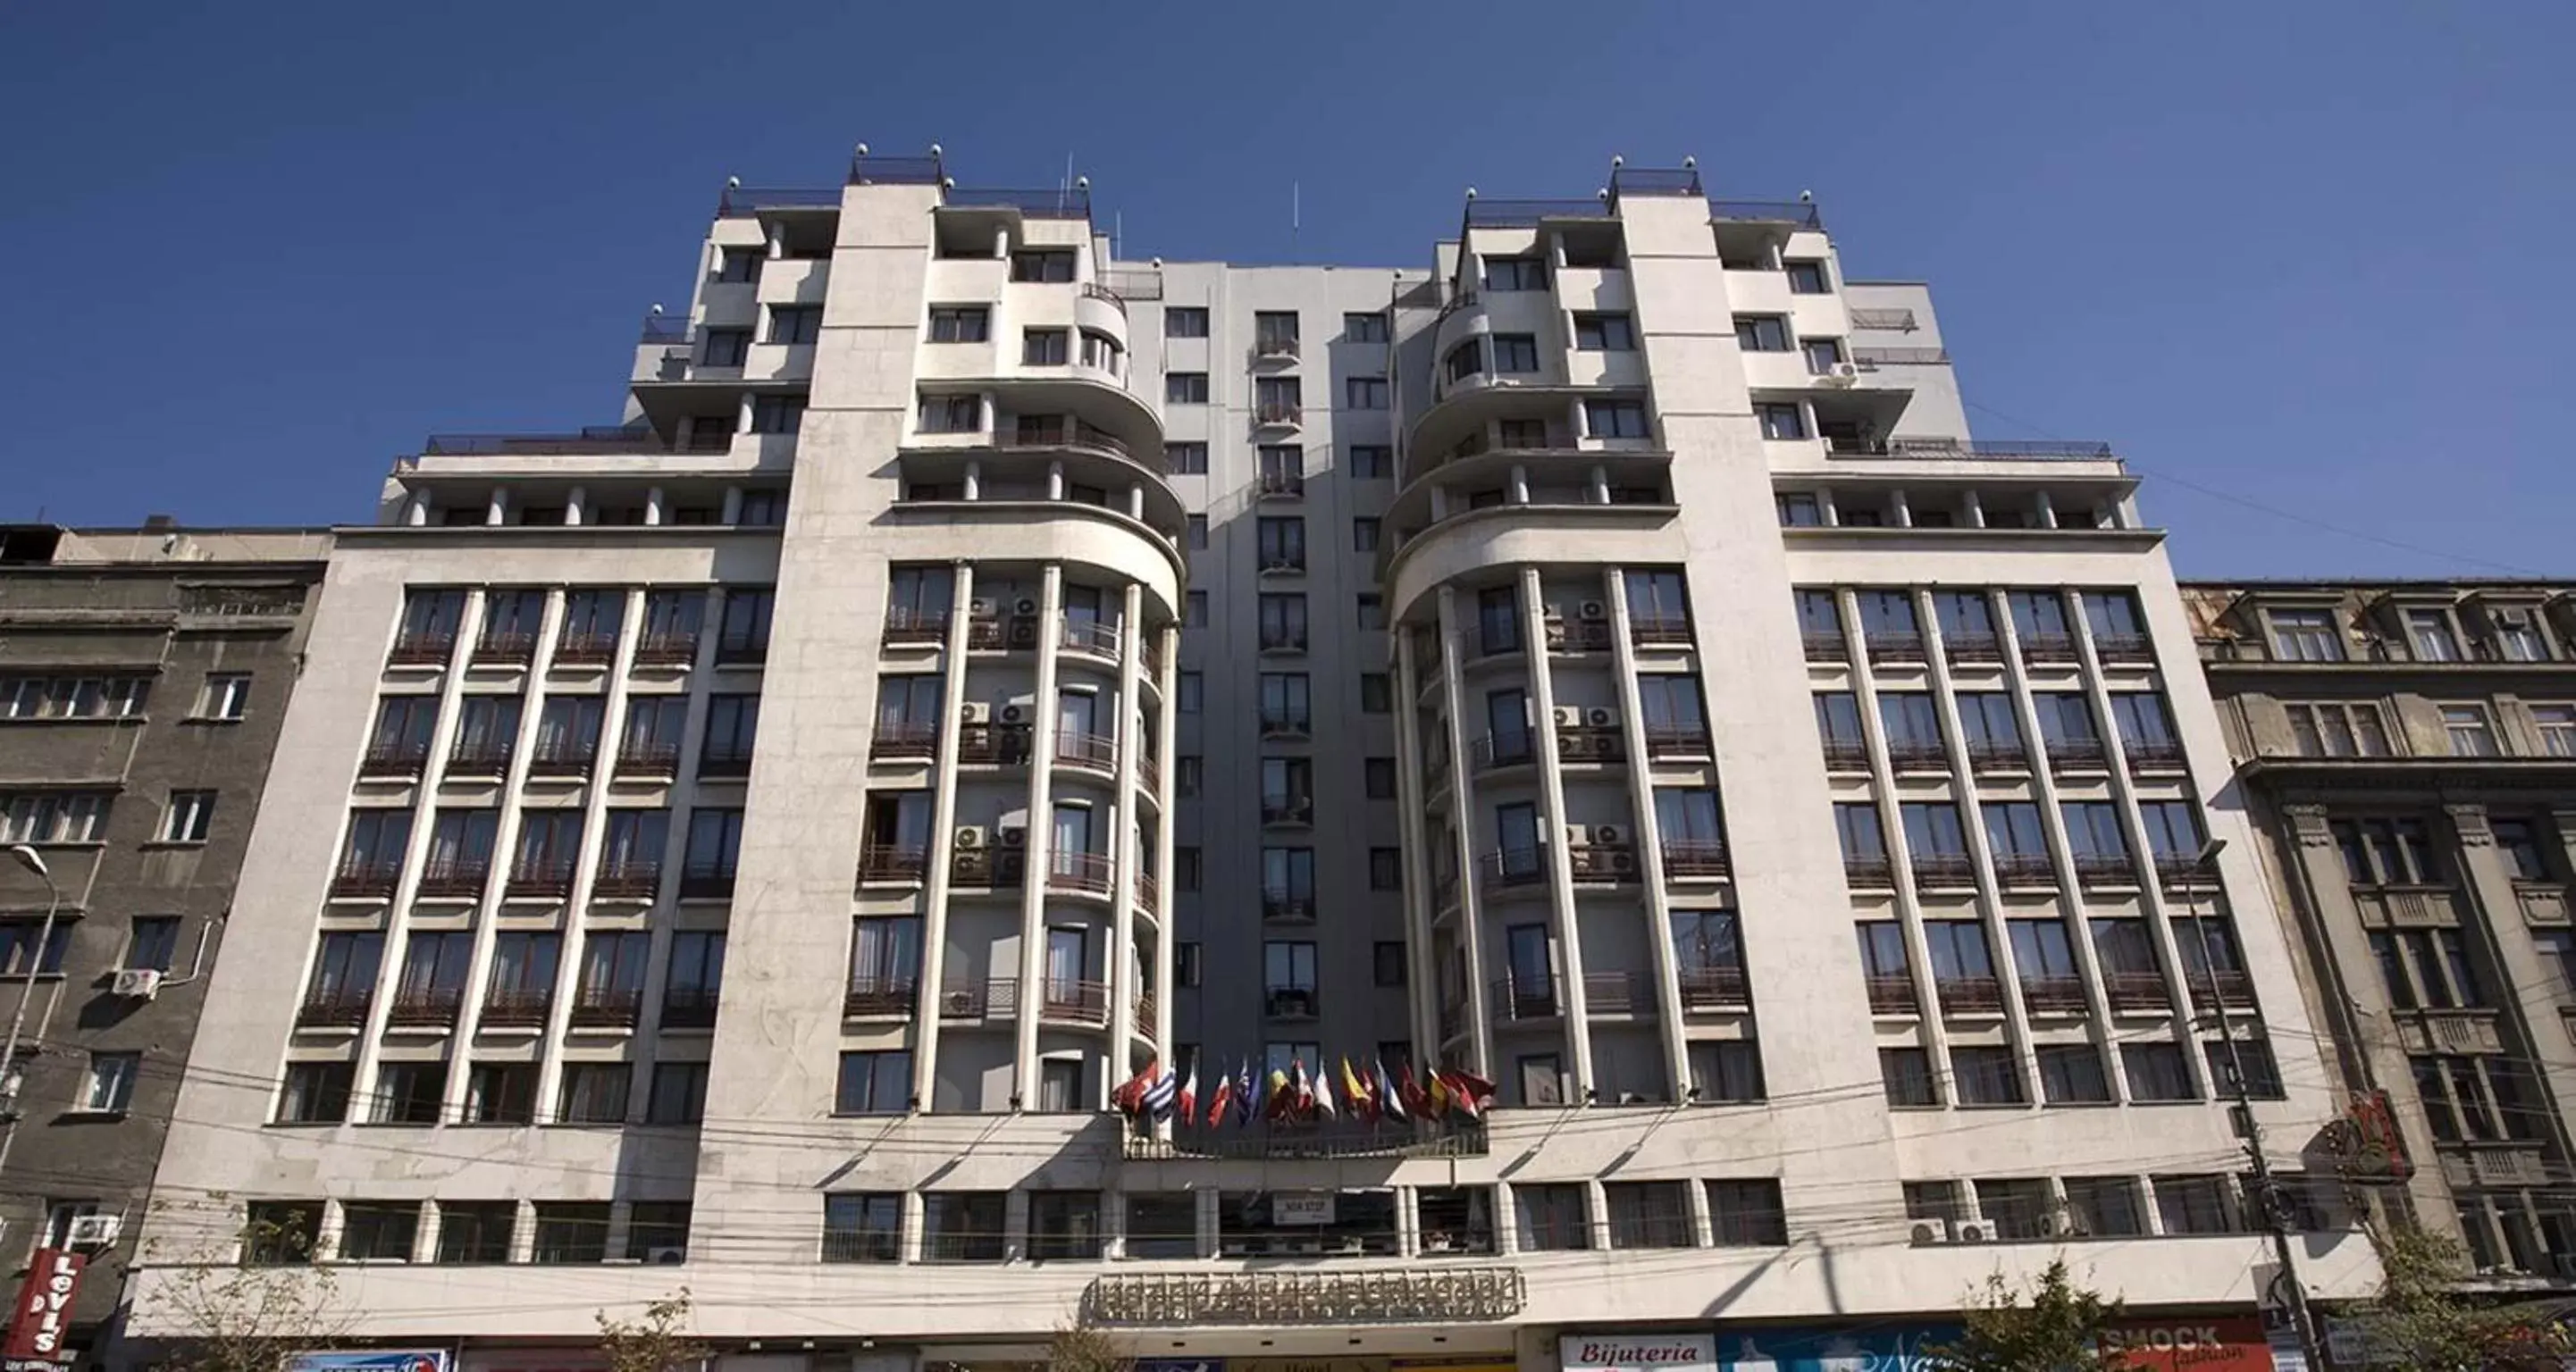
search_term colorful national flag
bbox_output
[1264,1067,1293,1119]
[1143,1067,1179,1121]
[1237,1060,1262,1125]
[1114,1058,1157,1116]
[1311,1058,1337,1120]
[1398,1062,1428,1118]
[1424,1069,1451,1118]
[1375,1058,1405,1121]
[1205,1070,1235,1128]
[1176,1066,1197,1125]
[1339,1058,1373,1118]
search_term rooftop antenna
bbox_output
[1292,180,1301,264]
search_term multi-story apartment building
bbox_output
[0,523,327,1367]
[122,152,2377,1369]
[2186,579,2576,1285]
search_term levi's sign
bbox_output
[1559,1334,1716,1372]
[0,1250,87,1365]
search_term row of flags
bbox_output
[1113,1057,1496,1127]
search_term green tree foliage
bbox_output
[1923,1259,2129,1372]
[2354,1222,2572,1370]
[597,1289,712,1372]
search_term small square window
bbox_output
[1784,261,1830,294]
[1756,403,1808,441]
[1348,446,1393,480]
[1346,376,1389,409]
[1733,315,1792,352]
[1010,251,1076,284]
[927,306,989,343]
[1165,373,1209,405]
[1879,1047,1936,1106]
[1021,329,1070,366]
[1165,442,1208,474]
[1776,494,1822,527]
[1360,673,1392,713]
[1369,848,1403,891]
[1373,942,1408,986]
[1344,312,1389,342]
[193,673,253,721]
[768,305,822,346]
[1484,257,1547,291]
[1583,398,1650,439]
[162,790,216,843]
[1164,307,1209,338]
[1490,336,1540,373]
[125,916,180,973]
[1364,758,1397,799]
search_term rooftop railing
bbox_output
[847,153,944,186]
[1710,200,1825,229]
[944,186,1091,218]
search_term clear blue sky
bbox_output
[3,1,2568,578]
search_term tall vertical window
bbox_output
[160,791,216,843]
[2406,608,2463,663]
[2266,608,2345,662]
[2442,704,2500,757]
[192,673,253,721]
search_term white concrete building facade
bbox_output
[125,153,2374,1369]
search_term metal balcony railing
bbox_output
[473,632,538,667]
[2095,633,2156,665]
[1802,631,1849,663]
[1471,732,1536,772]
[1866,975,1918,1016]
[843,977,919,1019]
[1660,841,1733,879]
[1710,199,1824,228]
[1133,988,1157,1031]
[445,740,515,776]
[2104,972,2171,1015]
[1478,849,1547,891]
[1040,978,1112,1026]
[1254,403,1304,430]
[1263,797,1314,826]
[527,741,597,779]
[1843,856,1895,889]
[661,987,719,1029]
[1565,844,1640,883]
[1060,617,1122,660]
[330,858,402,900]
[1678,966,1751,1010]
[633,632,699,668]
[1137,753,1161,796]
[1944,632,2003,665]
[1910,854,1976,888]
[2072,854,2137,890]
[1489,977,1558,1022]
[1582,971,1653,1016]
[1263,888,1315,923]
[1548,618,1615,654]
[417,859,491,899]
[1820,740,1871,772]
[871,723,938,762]
[883,607,949,647]
[1644,725,1713,761]
[1055,731,1117,774]
[553,632,618,667]
[2123,740,2188,772]
[953,721,1032,765]
[384,989,463,1029]
[296,990,372,1029]
[1630,615,1692,649]
[1865,632,1926,665]
[1935,977,2004,1016]
[387,632,456,667]
[1990,854,2058,888]
[481,989,553,1028]
[568,989,642,1030]
[359,741,430,778]
[857,845,928,886]
[1968,741,2029,774]
[2021,633,2080,665]
[946,184,1091,218]
[2047,739,2110,773]
[2188,971,2258,1012]
[505,861,577,899]
[2156,854,2218,891]
[592,862,661,901]
[950,848,1026,890]
[1048,851,1114,896]
[937,977,1019,1021]
[678,863,736,899]
[1884,740,1949,772]
[1257,471,1305,498]
[614,741,680,781]
[2019,977,2088,1016]
[1134,867,1160,912]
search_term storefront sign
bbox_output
[1088,1267,1524,1326]
[1271,1194,1337,1226]
[286,1353,452,1372]
[1561,1334,1716,1372]
[1710,1325,1959,1369]
[1,1250,88,1366]
[1236,1359,1388,1372]
[2101,1317,2273,1371]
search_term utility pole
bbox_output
[2189,837,2326,1369]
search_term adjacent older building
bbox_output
[0,523,328,1366]
[124,152,2373,1370]
[2187,580,2576,1283]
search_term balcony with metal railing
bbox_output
[2123,739,2188,774]
[870,723,938,763]
[883,607,949,648]
[473,632,538,668]
[591,862,661,902]
[330,858,403,900]
[1048,852,1114,897]
[1865,632,1926,665]
[2047,738,2110,774]
[1477,849,1547,893]
[613,741,680,782]
[1060,616,1123,662]
[1803,631,1850,663]
[1968,740,2030,775]
[1054,731,1118,775]
[1547,617,1615,654]
[506,860,577,900]
[296,990,372,1030]
[2188,970,2258,1012]
[938,977,1019,1022]
[1944,632,2003,665]
[678,863,735,900]
[1843,855,1895,889]
[1137,753,1162,796]
[359,741,430,778]
[2156,854,2218,892]
[950,848,1026,891]
[2020,977,2089,1016]
[444,740,514,779]
[843,976,919,1019]
[1582,971,1654,1017]
[662,987,719,1030]
[1678,966,1751,1011]
[953,721,1032,766]
[1470,732,1536,773]
[1489,977,1558,1023]
[2021,632,2081,665]
[1884,740,1949,774]
[1910,853,1977,890]
[856,845,928,887]
[1263,796,1314,826]
[633,631,699,669]
[1134,867,1160,912]
[1644,725,1713,761]
[1254,403,1304,433]
[1263,986,1320,1021]
[567,988,642,1030]
[1866,975,1918,1016]
[2095,633,2156,665]
[553,632,619,668]
[1819,739,1871,772]
[1990,854,2058,889]
[1040,979,1112,1027]
[2073,854,2138,891]
[388,632,456,668]
[416,858,491,900]
[1935,976,2005,1017]
[1262,886,1315,923]
[526,740,597,780]
[2104,972,2171,1015]
[384,989,464,1030]
[1630,615,1692,649]
[1132,987,1157,1032]
[1256,471,1305,500]
[481,989,552,1029]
